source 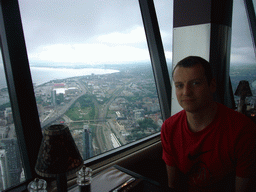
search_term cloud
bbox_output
[27,25,153,64]
[28,25,173,65]
[19,0,143,52]
[231,46,256,65]
[18,0,254,66]
[29,43,151,65]
[165,51,172,61]
[97,26,146,44]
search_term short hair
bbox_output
[172,56,213,85]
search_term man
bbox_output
[161,56,256,192]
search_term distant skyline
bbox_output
[0,0,255,66]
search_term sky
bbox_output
[15,0,256,66]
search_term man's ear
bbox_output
[210,78,217,93]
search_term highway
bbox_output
[41,79,86,128]
[40,78,126,155]
[94,86,125,154]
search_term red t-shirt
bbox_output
[161,103,256,191]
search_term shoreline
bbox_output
[0,67,120,90]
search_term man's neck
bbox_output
[186,102,218,132]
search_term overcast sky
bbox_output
[17,0,255,66]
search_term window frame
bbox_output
[0,0,42,181]
[0,0,171,190]
[139,0,172,121]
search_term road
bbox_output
[107,120,127,145]
[40,78,126,155]
[41,79,86,128]
[94,86,125,154]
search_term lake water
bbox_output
[0,66,119,89]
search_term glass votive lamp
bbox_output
[76,165,92,192]
[27,178,47,192]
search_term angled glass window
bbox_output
[154,0,173,77]
[18,0,163,160]
[230,0,256,113]
[0,52,25,190]
[253,0,256,14]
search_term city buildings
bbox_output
[0,139,22,190]
[82,124,93,160]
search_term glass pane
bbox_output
[154,0,173,77]
[253,0,256,14]
[0,52,25,190]
[18,0,162,159]
[230,0,256,111]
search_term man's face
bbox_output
[173,64,216,113]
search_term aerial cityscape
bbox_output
[0,63,256,190]
[36,64,163,157]
[0,64,162,190]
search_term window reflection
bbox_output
[0,53,25,190]
[230,0,256,116]
[154,0,173,77]
[252,0,256,13]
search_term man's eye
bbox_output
[192,81,200,86]
[176,84,183,88]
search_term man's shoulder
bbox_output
[217,102,251,121]
[161,110,186,137]
[163,110,186,127]
[217,102,256,130]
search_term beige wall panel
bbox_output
[171,24,211,115]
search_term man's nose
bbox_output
[183,84,192,95]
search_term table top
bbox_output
[69,166,133,192]
[68,165,163,192]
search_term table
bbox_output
[68,165,163,192]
